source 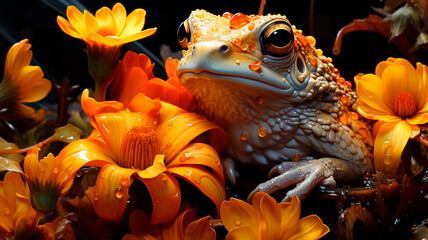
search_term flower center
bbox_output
[118,126,159,170]
[97,27,115,37]
[393,91,417,118]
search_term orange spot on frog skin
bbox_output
[308,56,317,66]
[249,60,263,72]
[345,81,352,89]
[248,22,255,30]
[339,115,348,125]
[296,34,308,47]
[222,12,233,19]
[230,13,251,29]
[340,95,348,105]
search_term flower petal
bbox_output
[252,192,281,239]
[93,164,136,222]
[225,226,258,240]
[415,62,428,111]
[56,16,83,39]
[136,154,167,179]
[127,210,161,239]
[168,165,226,217]
[95,6,117,35]
[373,120,411,176]
[157,112,227,161]
[382,65,410,107]
[220,197,260,232]
[184,216,216,240]
[126,93,162,124]
[81,89,124,125]
[4,39,32,80]
[160,207,195,239]
[66,6,86,35]
[119,28,157,44]
[114,67,149,106]
[356,73,394,115]
[119,9,146,38]
[83,10,99,33]
[356,99,401,122]
[139,173,181,224]
[287,215,330,240]
[112,3,127,32]
[278,195,301,238]
[165,58,179,78]
[166,143,224,184]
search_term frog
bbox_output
[176,9,374,202]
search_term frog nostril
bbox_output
[219,44,229,53]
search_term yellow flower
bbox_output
[56,2,157,95]
[123,208,216,240]
[0,171,40,238]
[220,192,329,240]
[58,89,227,223]
[355,58,428,176]
[0,39,51,117]
[23,147,76,214]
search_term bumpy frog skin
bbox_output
[177,10,374,202]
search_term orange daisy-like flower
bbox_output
[106,51,195,111]
[221,192,329,240]
[123,208,215,240]
[0,171,41,239]
[58,89,227,223]
[56,3,157,95]
[23,147,76,214]
[355,58,428,176]
[0,39,51,117]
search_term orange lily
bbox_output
[221,192,329,240]
[0,171,41,238]
[0,39,51,117]
[56,3,157,97]
[123,208,216,240]
[355,58,428,176]
[106,51,195,111]
[23,147,76,214]
[58,89,227,223]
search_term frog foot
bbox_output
[223,157,240,185]
[248,158,337,202]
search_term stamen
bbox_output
[393,91,417,118]
[118,126,158,170]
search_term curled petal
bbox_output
[93,164,136,222]
[139,173,181,224]
[168,166,225,217]
[136,155,167,179]
[220,196,260,232]
[126,93,162,124]
[356,74,394,115]
[165,58,179,78]
[288,215,330,240]
[81,89,124,125]
[278,195,301,238]
[126,210,161,239]
[184,216,216,240]
[4,39,32,78]
[252,192,281,239]
[161,208,195,239]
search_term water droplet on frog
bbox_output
[3,208,10,216]
[235,59,240,65]
[240,132,248,141]
[256,97,264,104]
[120,177,130,188]
[234,216,242,226]
[258,128,267,138]
[249,60,262,72]
[115,187,125,200]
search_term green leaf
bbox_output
[51,124,83,144]
[386,4,422,39]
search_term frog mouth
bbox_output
[179,70,292,91]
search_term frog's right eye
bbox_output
[177,19,190,49]
[261,21,294,57]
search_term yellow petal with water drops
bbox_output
[278,195,301,239]
[56,16,83,39]
[65,6,86,36]
[184,216,216,240]
[119,28,157,45]
[112,3,127,32]
[0,137,24,163]
[373,120,411,177]
[138,173,181,224]
[0,157,23,173]
[220,196,260,232]
[382,65,410,109]
[119,9,146,38]
[93,164,136,222]
[81,89,124,125]
[95,6,118,35]
[158,112,227,161]
[136,155,167,179]
[166,143,224,184]
[225,226,258,240]
[126,210,161,239]
[252,192,281,239]
[287,215,329,240]
[83,10,99,34]
[168,165,225,217]
[356,74,394,115]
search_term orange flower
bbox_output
[0,170,40,238]
[123,208,216,240]
[56,3,157,96]
[355,58,428,176]
[106,51,195,111]
[23,147,75,214]
[0,39,51,117]
[58,89,227,223]
[221,192,329,240]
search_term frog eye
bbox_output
[177,19,190,49]
[262,22,294,56]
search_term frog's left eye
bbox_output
[177,19,190,49]
[262,22,294,56]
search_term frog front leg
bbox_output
[247,157,359,202]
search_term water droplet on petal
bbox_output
[258,128,267,138]
[234,216,242,226]
[161,173,168,181]
[3,208,10,216]
[94,193,99,201]
[101,172,106,178]
[120,177,130,188]
[53,168,59,174]
[384,155,392,165]
[115,187,125,200]
[168,121,173,128]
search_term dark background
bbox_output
[0,0,403,97]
